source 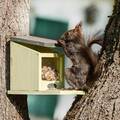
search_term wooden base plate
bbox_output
[7,90,85,95]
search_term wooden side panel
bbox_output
[59,54,64,88]
[10,41,39,90]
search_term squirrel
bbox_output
[57,22,103,90]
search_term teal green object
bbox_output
[33,17,68,39]
[28,95,58,118]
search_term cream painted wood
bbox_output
[8,90,85,95]
[10,40,64,92]
[9,36,85,95]
[10,41,39,90]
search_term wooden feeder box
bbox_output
[8,36,85,95]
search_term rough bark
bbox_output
[0,0,30,120]
[64,0,120,120]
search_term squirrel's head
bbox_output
[57,22,84,47]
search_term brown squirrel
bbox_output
[57,22,103,90]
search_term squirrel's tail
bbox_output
[87,33,104,48]
[79,46,98,68]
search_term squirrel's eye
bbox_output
[66,44,68,47]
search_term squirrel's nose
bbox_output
[55,42,62,47]
[55,40,63,47]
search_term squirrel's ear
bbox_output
[74,22,83,36]
[57,39,65,46]
[75,22,82,31]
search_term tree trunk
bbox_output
[0,0,30,120]
[64,0,120,120]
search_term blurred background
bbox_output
[28,0,113,120]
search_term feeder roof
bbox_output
[11,36,57,47]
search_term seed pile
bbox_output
[42,66,58,81]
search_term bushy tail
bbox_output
[79,46,98,68]
[87,32,104,48]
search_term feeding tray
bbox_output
[8,90,85,95]
[8,36,85,95]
